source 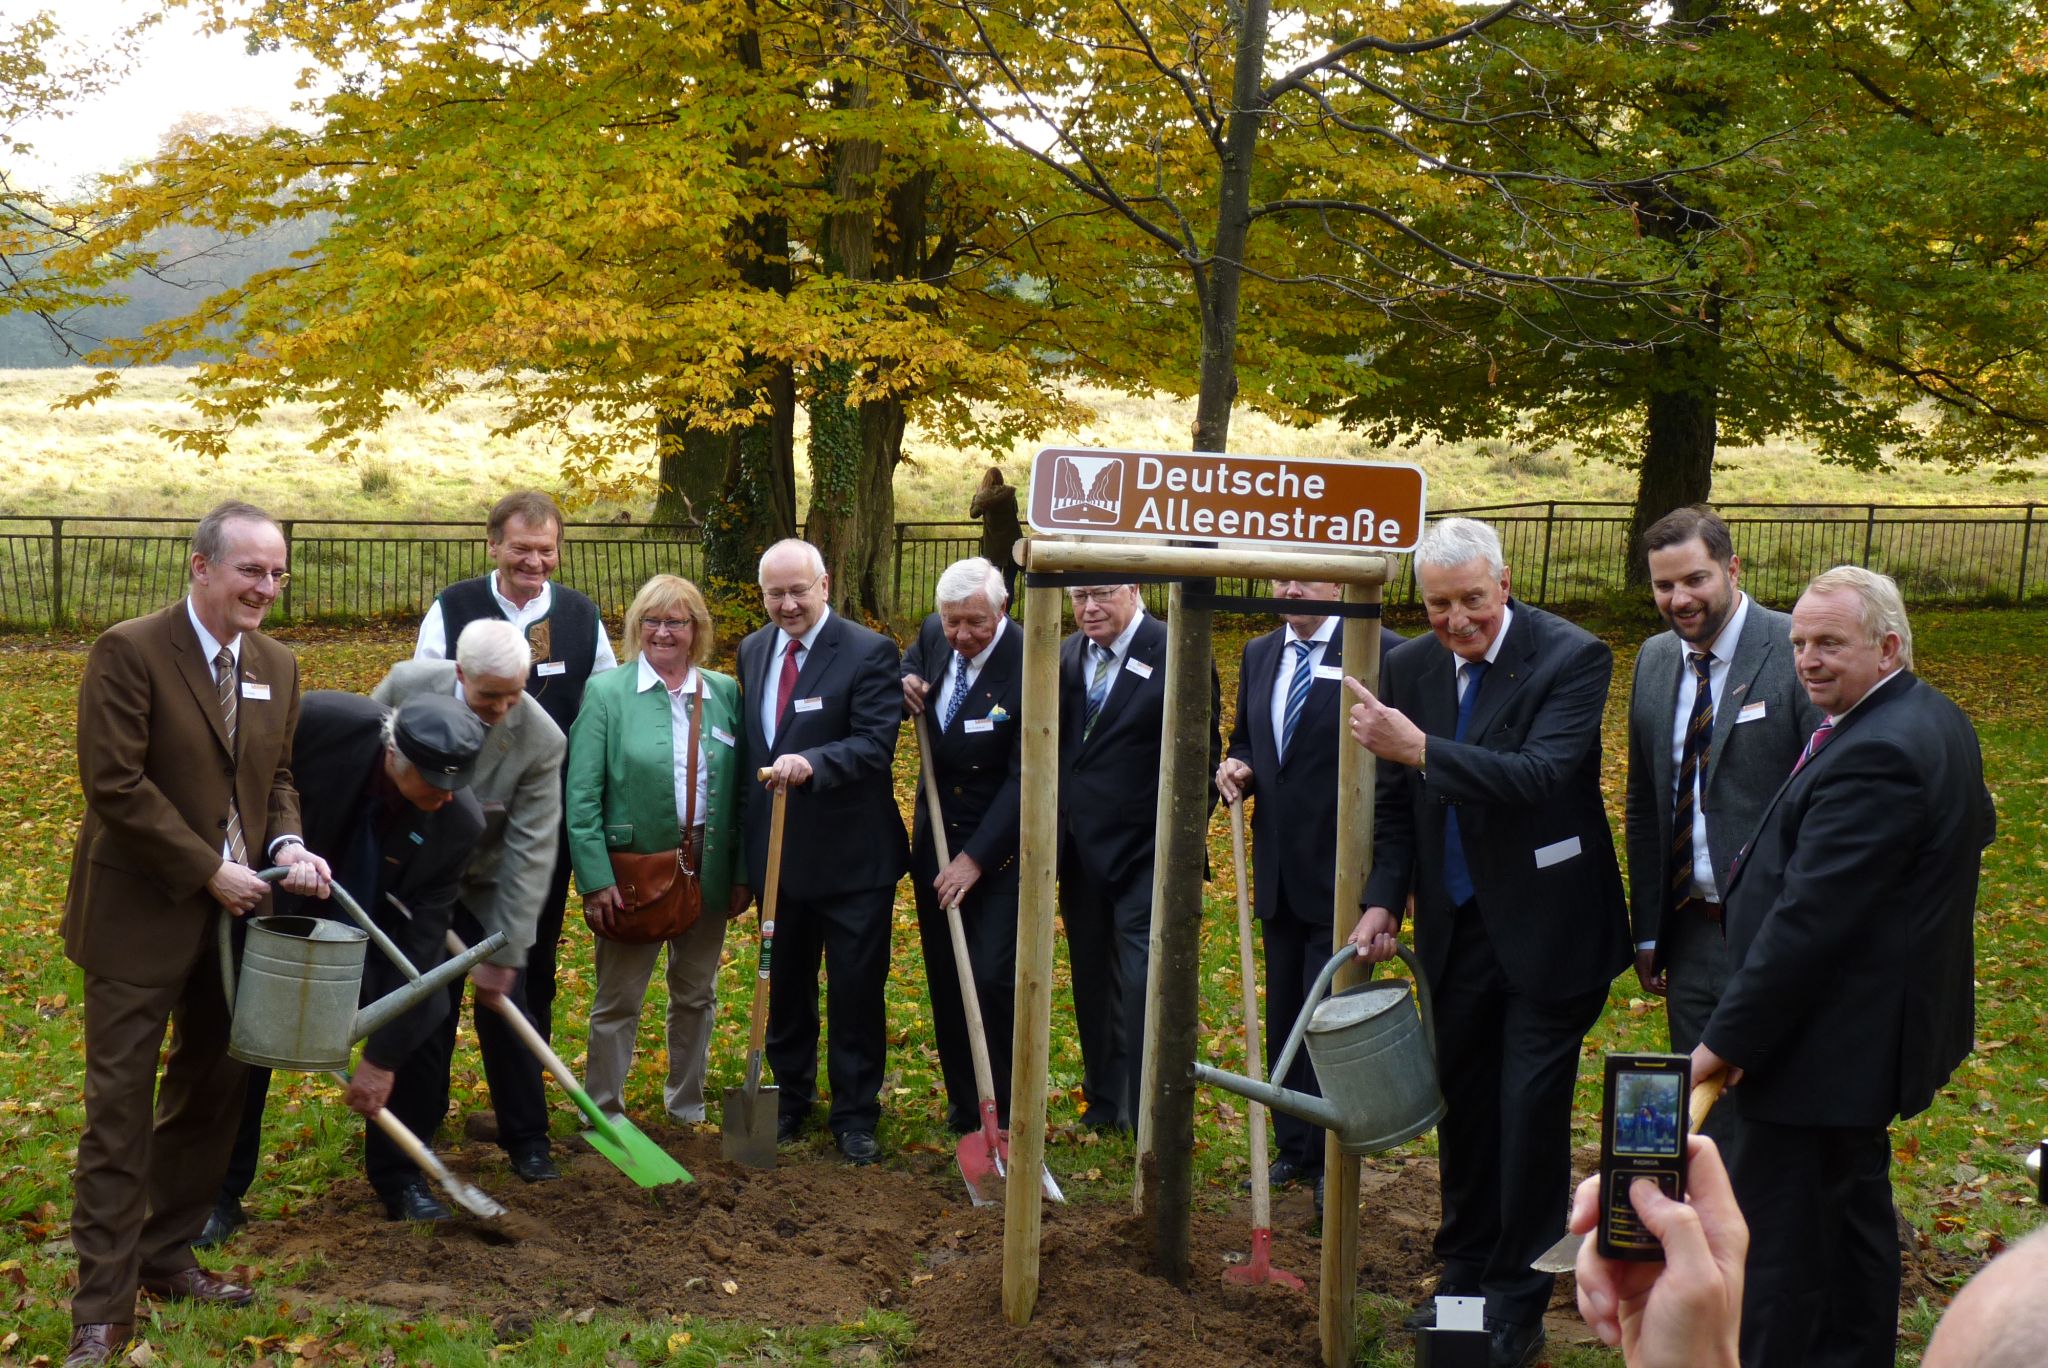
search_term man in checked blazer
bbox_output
[372,619,567,1182]
[901,558,1023,1132]
[1057,580,1220,1133]
[1623,507,1819,1086]
[1215,579,1402,1197]
[738,539,908,1165]
[62,502,332,1367]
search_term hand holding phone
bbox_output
[1598,1052,1691,1261]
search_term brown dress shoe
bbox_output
[64,1322,133,1367]
[138,1266,255,1306]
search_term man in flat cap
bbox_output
[210,692,487,1225]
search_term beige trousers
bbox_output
[585,903,731,1122]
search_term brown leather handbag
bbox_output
[599,686,705,944]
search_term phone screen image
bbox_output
[1612,1070,1682,1158]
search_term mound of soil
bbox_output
[235,1125,1962,1366]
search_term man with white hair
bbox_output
[370,620,568,1182]
[1344,516,1629,1368]
[1693,565,1993,1368]
[901,558,1023,1132]
[738,539,908,1164]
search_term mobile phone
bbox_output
[1597,1052,1691,1261]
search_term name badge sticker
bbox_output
[1313,664,1344,681]
[710,726,737,747]
[964,718,996,734]
[1533,835,1583,869]
[240,680,272,701]
[536,660,567,677]
[1124,658,1154,680]
[793,696,825,714]
[1737,700,1768,724]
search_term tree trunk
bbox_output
[1630,355,1720,583]
[702,367,797,585]
[653,408,730,527]
[807,358,865,604]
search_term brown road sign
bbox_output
[1027,447,1426,553]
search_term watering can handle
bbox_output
[1268,942,1439,1085]
[216,867,420,1009]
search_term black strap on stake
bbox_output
[1023,571,1384,619]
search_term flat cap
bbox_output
[391,695,487,791]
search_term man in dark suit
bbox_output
[1346,517,1629,1368]
[1625,507,1819,1091]
[901,557,1022,1131]
[1694,566,1993,1368]
[1057,581,1220,1133]
[219,693,488,1224]
[1215,579,1402,1199]
[739,539,908,1164]
[62,501,333,1367]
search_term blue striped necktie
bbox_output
[1280,639,1315,758]
[1083,645,1115,738]
[941,652,971,730]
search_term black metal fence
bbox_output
[1,501,2041,631]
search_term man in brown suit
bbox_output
[61,502,332,1367]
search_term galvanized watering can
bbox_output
[217,869,504,1072]
[1193,944,1445,1156]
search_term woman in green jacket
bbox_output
[567,575,748,1123]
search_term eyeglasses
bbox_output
[644,618,693,635]
[1067,587,1127,605]
[761,573,823,605]
[228,563,291,587]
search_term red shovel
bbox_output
[915,713,1063,1207]
[1221,796,1305,1290]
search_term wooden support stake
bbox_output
[1131,578,1214,1285]
[1002,578,1063,1325]
[1321,576,1384,1367]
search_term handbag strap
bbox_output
[680,680,702,862]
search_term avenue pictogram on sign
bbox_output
[1027,447,1426,553]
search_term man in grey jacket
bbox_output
[373,620,567,1182]
[1624,505,1820,1071]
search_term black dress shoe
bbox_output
[382,1181,452,1223]
[64,1322,132,1367]
[1240,1156,1313,1192]
[836,1131,881,1165]
[1402,1285,1480,1331]
[192,1197,247,1249]
[509,1146,560,1183]
[776,1114,805,1144]
[1486,1318,1544,1368]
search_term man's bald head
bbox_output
[1924,1227,2048,1368]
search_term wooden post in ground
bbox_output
[1002,572,1063,1325]
[1131,577,1214,1284]
[1321,575,1384,1367]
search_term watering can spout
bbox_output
[1191,1063,1349,1133]
[350,932,506,1045]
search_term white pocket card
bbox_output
[1737,700,1767,724]
[1533,836,1583,869]
[793,696,824,713]
[1314,664,1345,681]
[1124,658,1154,680]
[536,660,567,677]
[710,726,736,747]
[964,718,995,734]
[240,680,271,701]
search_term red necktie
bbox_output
[775,636,802,724]
[1790,715,1837,777]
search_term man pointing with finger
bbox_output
[1345,517,1628,1368]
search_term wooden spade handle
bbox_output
[1227,797,1274,1232]
[1688,1074,1725,1135]
[915,715,1001,1109]
[745,772,789,1075]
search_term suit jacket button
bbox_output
[952,786,963,796]
[222,764,235,778]
[217,818,228,830]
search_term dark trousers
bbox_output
[223,1032,453,1205]
[1663,898,1747,1171]
[439,902,549,1156]
[765,885,893,1136]
[1058,856,1153,1131]
[1261,902,1333,1177]
[1431,900,1608,1328]
[522,826,574,1045]
[72,955,249,1323]
[912,853,1018,1132]
[1731,1118,1898,1368]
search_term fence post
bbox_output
[280,520,295,621]
[2020,504,2037,604]
[49,517,64,630]
[893,522,907,619]
[1538,502,1556,604]
[1862,505,1877,567]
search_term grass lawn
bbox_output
[1,367,2043,526]
[0,601,2041,1364]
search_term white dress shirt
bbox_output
[638,656,709,829]
[1666,592,1752,902]
[1268,616,1336,760]
[935,617,1007,727]
[414,571,619,673]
